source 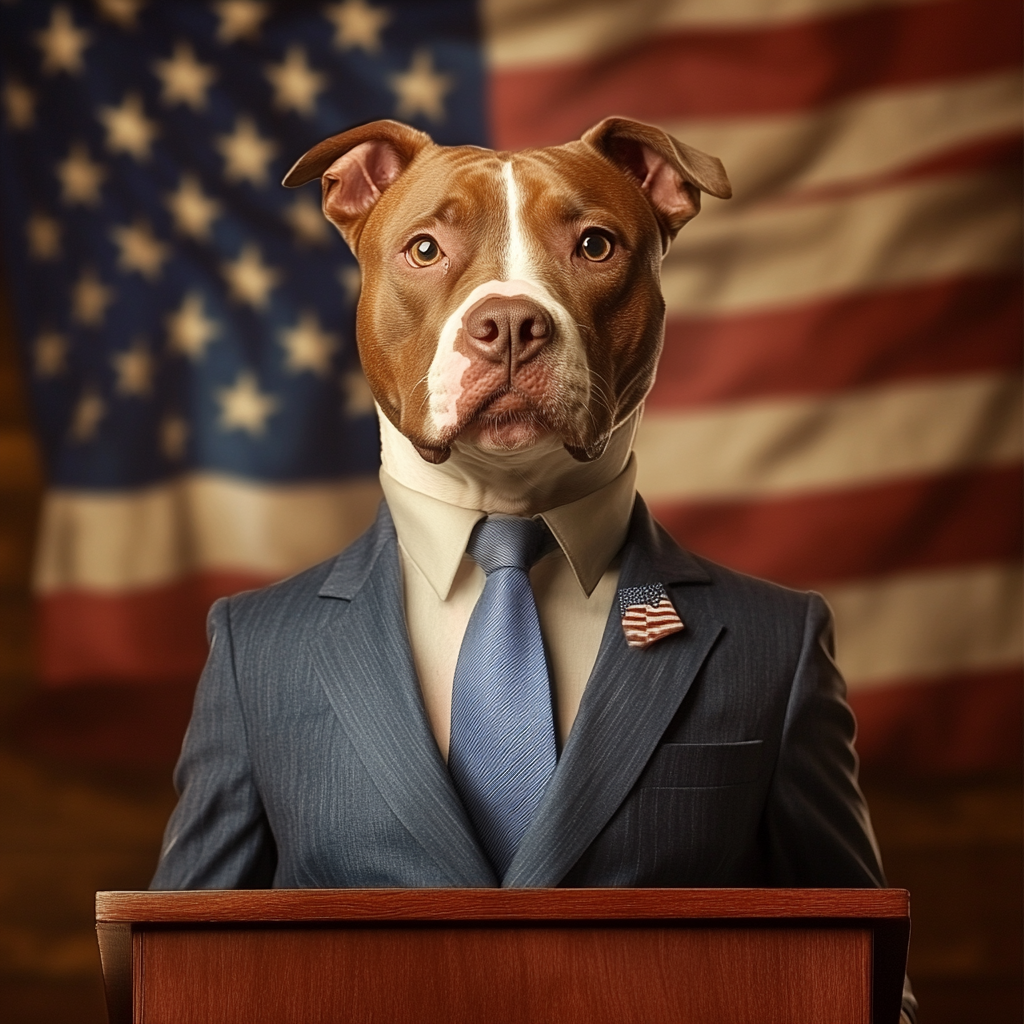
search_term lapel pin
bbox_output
[618,584,685,649]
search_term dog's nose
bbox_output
[463,296,553,366]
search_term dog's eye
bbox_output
[579,231,613,262]
[407,236,442,267]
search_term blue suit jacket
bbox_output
[151,497,887,893]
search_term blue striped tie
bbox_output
[448,516,558,879]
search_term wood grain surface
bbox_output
[96,886,908,923]
[134,923,874,1024]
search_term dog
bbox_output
[153,112,913,1024]
[282,116,730,514]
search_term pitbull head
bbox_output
[284,118,730,471]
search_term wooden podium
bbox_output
[95,888,909,1024]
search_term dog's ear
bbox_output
[582,117,731,245]
[282,120,431,251]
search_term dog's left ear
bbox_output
[283,120,432,252]
[582,117,731,245]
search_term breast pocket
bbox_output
[636,740,764,789]
[564,741,769,887]
[618,740,766,885]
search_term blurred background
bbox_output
[0,0,1020,1021]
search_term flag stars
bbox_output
[34,331,69,377]
[216,115,277,187]
[56,143,106,206]
[71,268,114,326]
[326,0,390,54]
[339,265,361,304]
[390,50,452,123]
[217,371,279,436]
[283,193,330,247]
[160,414,188,460]
[111,219,169,280]
[3,78,36,130]
[265,45,326,117]
[95,0,147,30]
[35,5,92,76]
[214,0,269,44]
[166,291,219,360]
[165,173,221,240]
[99,92,159,161]
[222,243,280,309]
[281,312,338,376]
[154,41,216,111]
[343,368,375,417]
[69,388,106,442]
[27,213,62,261]
[111,339,155,396]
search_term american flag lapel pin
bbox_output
[618,585,685,649]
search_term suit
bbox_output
[151,496,886,892]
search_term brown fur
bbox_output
[283,118,730,465]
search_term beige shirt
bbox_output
[379,456,638,759]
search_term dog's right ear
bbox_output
[282,120,431,251]
[582,117,731,248]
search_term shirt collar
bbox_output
[379,455,637,601]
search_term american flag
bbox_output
[618,585,685,649]
[0,0,1019,774]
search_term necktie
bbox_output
[448,516,558,878]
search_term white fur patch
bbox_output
[503,160,530,281]
[424,158,591,437]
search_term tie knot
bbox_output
[467,516,550,575]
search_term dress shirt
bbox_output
[379,456,638,759]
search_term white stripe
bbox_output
[822,562,1023,689]
[34,473,382,593]
[634,373,1021,501]
[667,166,1021,312]
[663,169,1021,315]
[661,71,1022,203]
[503,159,530,280]
[485,0,934,69]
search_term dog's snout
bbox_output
[463,296,553,366]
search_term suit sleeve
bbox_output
[763,592,917,1024]
[149,597,277,889]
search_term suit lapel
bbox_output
[312,507,497,887]
[504,500,722,888]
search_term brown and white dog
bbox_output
[283,118,730,512]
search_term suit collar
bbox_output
[538,456,637,596]
[504,498,720,887]
[318,500,393,600]
[620,494,712,587]
[377,458,640,601]
[379,470,484,601]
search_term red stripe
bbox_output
[650,275,1021,410]
[651,465,1022,589]
[775,134,1022,207]
[491,0,1022,149]
[849,668,1022,775]
[37,571,273,685]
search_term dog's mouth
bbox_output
[472,388,544,425]
[409,387,608,465]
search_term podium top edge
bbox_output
[96,888,909,923]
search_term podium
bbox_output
[95,888,909,1024]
